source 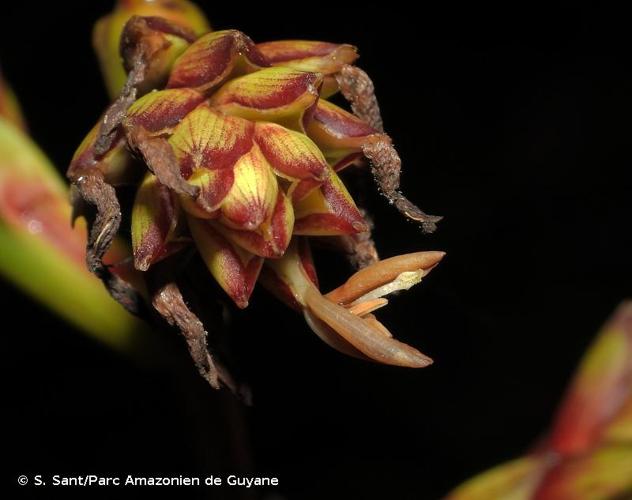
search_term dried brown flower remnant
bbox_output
[261,242,444,367]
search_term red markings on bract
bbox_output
[131,173,180,271]
[258,41,341,61]
[180,168,233,218]
[215,190,294,258]
[305,99,377,165]
[188,217,263,308]
[68,122,133,184]
[167,30,268,92]
[254,122,327,181]
[308,99,376,143]
[293,168,368,236]
[124,87,205,134]
[209,67,322,124]
[169,104,254,177]
[219,144,278,231]
[256,40,358,75]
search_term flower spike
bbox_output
[69,1,445,393]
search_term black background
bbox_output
[3,2,632,499]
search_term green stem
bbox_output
[0,117,147,351]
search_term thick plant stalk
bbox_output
[445,301,632,500]
[0,113,146,351]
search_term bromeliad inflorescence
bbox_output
[68,0,444,395]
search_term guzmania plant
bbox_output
[446,301,632,500]
[68,0,444,395]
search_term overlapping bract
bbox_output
[70,30,375,309]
